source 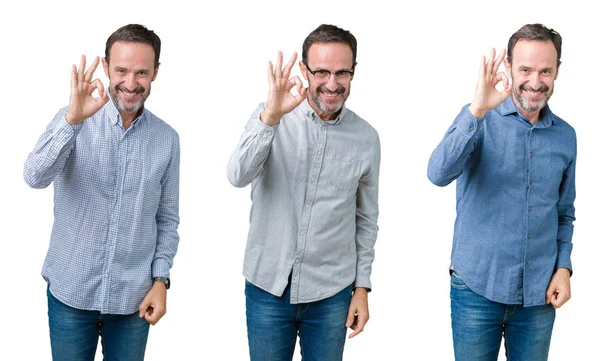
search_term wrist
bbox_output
[153,277,170,289]
[65,112,83,125]
[468,104,487,119]
[260,111,280,126]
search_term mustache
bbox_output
[116,85,145,93]
[317,85,345,94]
[520,84,549,92]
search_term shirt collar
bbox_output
[499,96,555,128]
[299,98,347,125]
[106,95,147,128]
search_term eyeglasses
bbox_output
[305,64,354,82]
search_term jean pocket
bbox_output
[450,273,468,290]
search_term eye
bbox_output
[542,69,552,75]
[335,70,352,78]
[315,70,330,77]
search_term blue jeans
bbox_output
[450,273,555,361]
[245,280,353,361]
[47,287,150,361]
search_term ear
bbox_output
[152,63,160,82]
[555,61,561,79]
[299,61,308,81]
[102,58,109,77]
[352,62,358,79]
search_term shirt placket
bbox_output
[290,120,328,303]
[522,124,535,303]
[101,125,128,313]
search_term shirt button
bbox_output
[317,151,322,156]
[104,273,109,278]
[112,218,117,223]
[529,179,533,184]
[528,207,532,211]
[321,125,326,130]
[470,127,474,131]
[295,258,300,264]
[305,204,311,209]
[311,178,316,182]
[527,234,531,239]
[530,152,533,157]
[456,149,461,153]
[300,231,305,236]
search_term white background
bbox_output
[1,0,598,359]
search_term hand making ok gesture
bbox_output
[468,48,512,119]
[65,55,110,125]
[260,51,307,126]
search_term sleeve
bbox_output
[427,105,483,187]
[354,131,381,291]
[23,107,83,188]
[555,134,576,274]
[152,132,181,279]
[226,103,277,188]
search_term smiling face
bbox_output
[505,39,559,120]
[300,42,354,121]
[102,41,159,120]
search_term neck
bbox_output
[119,109,142,130]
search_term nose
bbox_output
[529,72,542,90]
[124,72,136,90]
[324,73,338,91]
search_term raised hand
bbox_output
[469,48,512,118]
[260,51,307,126]
[65,55,110,125]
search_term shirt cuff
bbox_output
[152,259,171,279]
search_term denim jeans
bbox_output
[450,273,555,361]
[47,287,150,361]
[245,280,353,361]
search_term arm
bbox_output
[545,149,576,308]
[139,133,180,325]
[226,106,277,187]
[426,107,482,186]
[227,51,307,187]
[152,133,181,280]
[428,48,511,186]
[24,110,82,188]
[24,55,108,188]
[346,134,380,337]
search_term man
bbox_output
[227,24,380,360]
[428,24,576,360]
[24,24,179,360]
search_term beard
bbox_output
[513,82,552,113]
[308,79,348,116]
[109,84,149,114]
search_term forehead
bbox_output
[511,39,557,67]
[108,41,155,67]
[307,42,353,68]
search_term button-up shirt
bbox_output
[228,100,380,304]
[428,96,576,307]
[24,99,180,315]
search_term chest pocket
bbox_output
[327,157,361,191]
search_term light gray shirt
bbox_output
[227,100,380,303]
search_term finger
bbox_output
[267,61,275,85]
[286,76,303,92]
[492,48,506,74]
[92,79,110,106]
[345,307,355,328]
[484,48,495,75]
[84,56,100,83]
[139,299,150,317]
[498,72,512,99]
[71,64,78,90]
[282,52,298,79]
[348,314,366,338]
[78,55,86,83]
[275,51,283,78]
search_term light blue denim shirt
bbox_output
[228,100,380,304]
[24,99,180,314]
[428,96,576,307]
